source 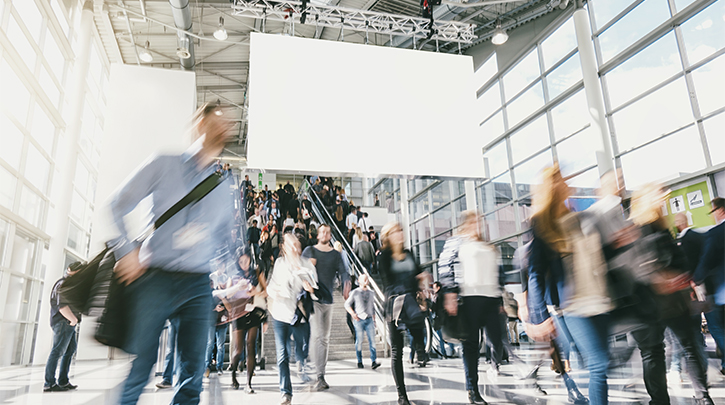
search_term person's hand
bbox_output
[114,248,148,286]
[353,314,360,321]
[518,302,529,323]
[215,304,225,312]
[303,281,314,293]
[69,320,78,327]
[525,318,556,342]
[444,293,458,316]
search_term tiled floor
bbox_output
[3,345,725,405]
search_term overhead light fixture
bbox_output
[176,36,191,59]
[214,16,228,41]
[491,20,508,45]
[138,41,153,62]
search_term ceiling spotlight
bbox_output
[138,41,153,63]
[491,20,508,45]
[176,36,191,59]
[214,16,228,41]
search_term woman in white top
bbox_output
[266,233,316,405]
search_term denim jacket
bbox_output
[527,228,566,326]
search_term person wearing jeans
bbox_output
[44,262,83,393]
[267,233,317,405]
[156,317,179,389]
[526,166,612,405]
[109,103,237,405]
[345,274,381,369]
[205,322,228,374]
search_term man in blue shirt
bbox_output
[44,262,83,392]
[110,103,236,405]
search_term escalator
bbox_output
[297,180,436,356]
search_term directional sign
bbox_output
[687,190,705,209]
[670,196,685,214]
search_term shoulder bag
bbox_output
[60,171,226,352]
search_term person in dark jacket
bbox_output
[694,197,725,376]
[44,262,83,392]
[379,222,430,405]
[629,185,713,405]
[247,220,261,261]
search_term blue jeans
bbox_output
[354,318,377,364]
[564,314,610,405]
[119,270,212,405]
[705,304,725,369]
[272,317,294,396]
[292,321,310,363]
[44,322,77,388]
[205,323,228,370]
[552,313,577,361]
[161,317,179,384]
[435,329,455,357]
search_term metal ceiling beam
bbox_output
[198,85,247,91]
[145,61,250,69]
[233,0,477,43]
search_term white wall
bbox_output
[62,65,196,361]
[246,33,483,179]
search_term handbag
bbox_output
[60,171,226,351]
[437,301,468,343]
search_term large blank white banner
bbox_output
[247,33,482,178]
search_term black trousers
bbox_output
[389,322,425,398]
[631,311,709,403]
[462,296,504,392]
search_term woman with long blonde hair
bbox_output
[527,164,609,405]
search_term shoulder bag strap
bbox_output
[153,171,226,230]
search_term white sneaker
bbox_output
[667,370,682,385]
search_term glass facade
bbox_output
[0,0,110,366]
[375,0,724,282]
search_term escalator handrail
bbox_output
[298,181,389,344]
[299,180,386,302]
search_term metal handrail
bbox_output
[298,180,390,353]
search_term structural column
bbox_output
[36,0,95,364]
[399,180,412,249]
[573,0,614,176]
[464,180,478,214]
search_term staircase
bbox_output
[261,290,387,366]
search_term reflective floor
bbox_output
[3,343,725,405]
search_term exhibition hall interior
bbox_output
[0,0,724,404]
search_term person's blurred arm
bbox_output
[338,254,351,299]
[344,291,359,321]
[437,237,460,316]
[109,156,161,259]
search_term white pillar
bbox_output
[35,1,96,364]
[464,180,478,214]
[399,180,412,249]
[573,3,614,176]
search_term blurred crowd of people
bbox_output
[51,102,724,405]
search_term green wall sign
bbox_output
[258,173,263,190]
[665,181,716,231]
